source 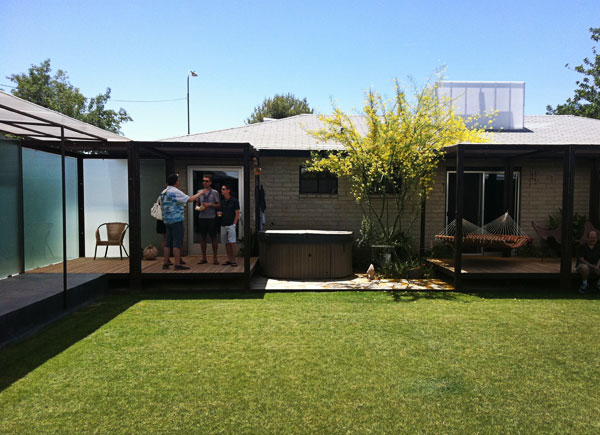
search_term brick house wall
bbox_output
[262,156,593,253]
[173,155,593,255]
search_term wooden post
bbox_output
[504,159,514,217]
[17,139,25,274]
[589,158,599,227]
[244,144,251,289]
[77,157,85,257]
[255,156,261,234]
[454,145,464,290]
[128,142,142,290]
[419,194,426,257]
[560,146,575,290]
[60,127,68,308]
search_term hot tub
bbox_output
[258,230,353,279]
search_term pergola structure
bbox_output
[0,91,259,299]
[441,142,600,290]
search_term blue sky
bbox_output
[1,0,598,140]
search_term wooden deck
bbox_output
[426,256,576,279]
[26,256,259,277]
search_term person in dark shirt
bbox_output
[576,230,600,294]
[219,183,240,267]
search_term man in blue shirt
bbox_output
[161,173,203,270]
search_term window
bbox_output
[299,166,338,194]
[368,173,402,195]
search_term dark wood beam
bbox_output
[454,144,464,290]
[77,157,85,257]
[128,142,142,290]
[419,194,426,257]
[504,159,515,217]
[244,144,251,289]
[589,158,600,227]
[560,146,576,290]
[61,127,68,309]
[17,139,24,274]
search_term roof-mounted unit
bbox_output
[437,81,525,130]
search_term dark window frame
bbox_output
[299,166,338,194]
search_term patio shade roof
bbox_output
[443,142,600,160]
[0,91,131,143]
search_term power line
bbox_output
[110,97,186,103]
[0,84,185,103]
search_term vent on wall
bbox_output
[437,81,525,130]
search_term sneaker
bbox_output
[578,283,589,294]
[174,264,190,270]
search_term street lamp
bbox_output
[187,70,198,134]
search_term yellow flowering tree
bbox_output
[308,79,488,255]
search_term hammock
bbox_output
[436,212,533,250]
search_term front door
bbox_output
[187,166,244,255]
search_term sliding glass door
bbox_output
[446,170,520,227]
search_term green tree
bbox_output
[547,27,600,119]
[246,93,313,124]
[307,79,488,258]
[8,59,132,134]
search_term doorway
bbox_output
[187,166,244,255]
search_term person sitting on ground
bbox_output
[576,230,600,294]
[219,183,240,267]
[161,173,203,270]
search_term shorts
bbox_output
[576,263,599,276]
[165,221,184,249]
[197,218,217,238]
[156,219,166,234]
[221,225,237,244]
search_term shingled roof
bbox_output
[160,114,600,151]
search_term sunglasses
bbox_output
[202,180,210,183]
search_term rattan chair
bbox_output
[94,222,129,260]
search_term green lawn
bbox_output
[1,291,599,434]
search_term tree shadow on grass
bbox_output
[0,289,266,393]
[460,279,600,300]
[137,278,267,295]
[389,291,459,302]
[0,293,140,392]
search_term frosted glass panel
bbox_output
[0,139,20,278]
[23,149,62,270]
[140,160,166,250]
[84,160,129,257]
[65,157,79,259]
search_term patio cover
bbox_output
[0,91,131,142]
